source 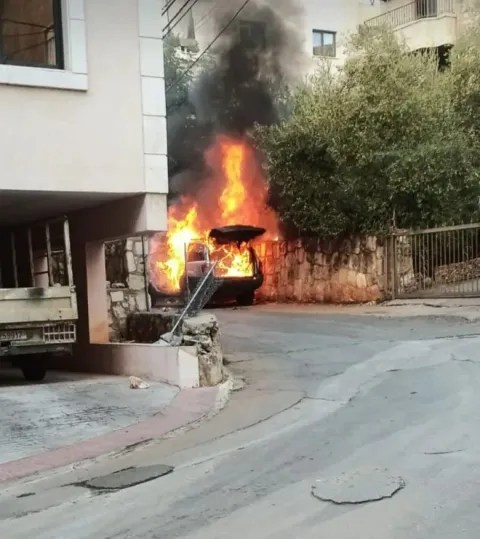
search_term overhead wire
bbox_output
[162,0,178,17]
[162,0,197,37]
[166,0,253,94]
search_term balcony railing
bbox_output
[365,0,455,29]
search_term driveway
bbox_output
[0,371,178,464]
[2,305,480,538]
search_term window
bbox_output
[313,30,336,58]
[0,0,64,69]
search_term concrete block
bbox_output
[128,274,146,291]
[111,290,124,303]
[134,241,144,257]
[126,251,136,274]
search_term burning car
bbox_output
[148,136,278,307]
[149,225,265,307]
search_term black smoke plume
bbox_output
[167,0,306,198]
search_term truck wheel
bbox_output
[21,365,47,382]
[236,291,255,307]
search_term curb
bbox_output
[160,369,235,440]
[0,385,223,484]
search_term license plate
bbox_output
[0,331,27,342]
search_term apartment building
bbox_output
[167,0,475,70]
[165,0,378,70]
[365,0,474,58]
[0,1,168,365]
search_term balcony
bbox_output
[365,0,457,50]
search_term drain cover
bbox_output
[312,467,405,505]
[84,464,174,491]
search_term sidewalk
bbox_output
[0,370,223,483]
[370,298,480,322]
[253,298,480,322]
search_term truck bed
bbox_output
[0,286,77,325]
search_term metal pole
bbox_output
[45,223,54,286]
[142,235,151,311]
[27,227,35,287]
[63,218,74,288]
[391,235,397,300]
[10,231,18,288]
[183,242,191,304]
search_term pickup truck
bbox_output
[0,217,78,381]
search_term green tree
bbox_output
[255,27,480,237]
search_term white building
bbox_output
[364,0,471,55]
[165,0,378,70]
[0,1,169,370]
[166,0,474,71]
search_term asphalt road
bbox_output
[2,305,480,538]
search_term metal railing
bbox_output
[389,223,480,299]
[163,261,223,342]
[365,0,455,29]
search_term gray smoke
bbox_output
[168,0,306,197]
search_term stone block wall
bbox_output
[254,237,386,303]
[106,237,149,341]
[105,234,391,340]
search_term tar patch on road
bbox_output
[76,464,174,492]
[312,467,405,505]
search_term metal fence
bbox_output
[365,0,455,29]
[389,223,480,299]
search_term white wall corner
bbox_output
[145,154,169,193]
[138,0,164,38]
[138,0,168,196]
[140,38,165,77]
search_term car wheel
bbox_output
[21,365,47,382]
[236,291,255,306]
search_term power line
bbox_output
[163,0,196,36]
[164,0,203,39]
[162,0,178,17]
[166,0,252,94]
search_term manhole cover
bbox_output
[312,467,405,505]
[83,464,174,491]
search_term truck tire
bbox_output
[236,291,255,306]
[21,365,47,382]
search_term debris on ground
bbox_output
[129,376,150,390]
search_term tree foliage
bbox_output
[255,27,480,236]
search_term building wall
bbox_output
[167,0,378,72]
[303,0,378,68]
[364,0,477,50]
[0,0,168,197]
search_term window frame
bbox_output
[0,0,65,70]
[312,29,337,58]
[0,0,87,91]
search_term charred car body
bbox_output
[149,225,265,307]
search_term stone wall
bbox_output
[255,237,386,303]
[106,237,149,341]
[126,311,224,387]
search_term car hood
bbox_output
[209,225,266,245]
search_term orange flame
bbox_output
[220,142,246,221]
[149,135,278,294]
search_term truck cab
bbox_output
[0,217,78,381]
